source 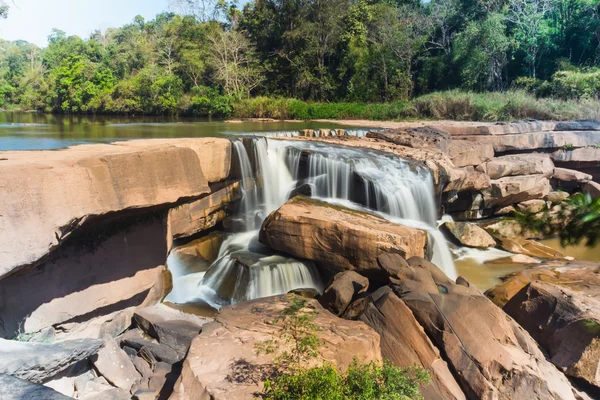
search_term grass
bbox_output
[233,90,600,122]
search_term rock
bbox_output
[319,271,369,316]
[288,183,312,199]
[552,148,600,180]
[497,237,563,259]
[476,154,554,179]
[435,120,557,136]
[0,140,218,280]
[482,218,538,239]
[462,131,600,152]
[168,181,241,241]
[0,338,103,383]
[130,355,153,378]
[0,373,72,400]
[377,252,410,279]
[389,255,580,400]
[77,377,132,400]
[547,190,570,202]
[494,205,516,215]
[504,281,600,388]
[555,119,600,131]
[442,221,496,248]
[366,126,451,152]
[92,335,140,392]
[121,328,182,365]
[584,181,600,198]
[288,287,320,299]
[517,199,547,214]
[259,196,427,279]
[483,174,551,208]
[485,261,600,307]
[448,141,495,167]
[444,166,492,193]
[170,294,381,400]
[553,167,593,183]
[485,254,541,266]
[360,285,465,400]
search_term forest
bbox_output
[0,0,600,120]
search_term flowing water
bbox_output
[167,138,458,310]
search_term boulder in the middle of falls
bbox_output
[259,196,427,280]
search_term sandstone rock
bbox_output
[552,148,600,179]
[366,126,451,152]
[319,271,369,316]
[504,281,600,388]
[445,167,492,194]
[555,119,600,131]
[0,142,213,280]
[434,120,556,136]
[547,190,570,202]
[168,181,241,241]
[584,181,600,198]
[442,221,496,248]
[517,199,547,214]
[448,141,495,167]
[288,183,312,199]
[360,283,465,400]
[170,294,381,400]
[377,252,410,279]
[476,154,554,179]
[553,167,593,183]
[482,218,538,239]
[484,254,541,266]
[0,338,103,383]
[259,197,427,279]
[462,131,600,152]
[77,377,131,400]
[485,261,600,307]
[92,335,140,392]
[494,205,516,215]
[121,329,181,365]
[388,255,580,400]
[0,374,72,400]
[483,174,551,208]
[497,237,563,259]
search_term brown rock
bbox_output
[484,254,541,266]
[547,190,570,202]
[170,295,381,400]
[462,131,600,152]
[442,221,496,248]
[360,285,465,400]
[448,141,495,167]
[319,271,369,316]
[496,237,563,259]
[366,126,451,152]
[476,154,554,179]
[504,281,600,388]
[584,181,600,198]
[259,197,427,279]
[517,199,547,214]
[433,120,556,136]
[553,167,593,183]
[483,174,551,208]
[390,256,580,400]
[92,335,141,392]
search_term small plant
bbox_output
[562,143,576,150]
[255,295,430,400]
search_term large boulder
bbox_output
[366,126,451,152]
[496,237,563,259]
[442,221,496,248]
[360,284,465,400]
[553,167,593,183]
[476,154,554,179]
[170,294,381,400]
[448,141,495,167]
[92,335,141,392]
[0,374,73,400]
[0,338,104,383]
[259,197,427,279]
[319,271,369,316]
[555,120,600,131]
[462,131,600,152]
[386,255,581,400]
[483,174,551,208]
[504,281,600,388]
[552,148,600,181]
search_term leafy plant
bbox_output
[562,143,575,150]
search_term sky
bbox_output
[0,0,172,47]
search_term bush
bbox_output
[551,69,600,100]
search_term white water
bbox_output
[168,136,458,309]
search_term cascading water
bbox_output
[167,135,458,310]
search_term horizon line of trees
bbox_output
[0,0,599,116]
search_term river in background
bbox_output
[0,112,354,151]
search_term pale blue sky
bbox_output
[0,0,171,46]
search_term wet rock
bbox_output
[517,199,547,214]
[389,255,581,400]
[92,335,140,392]
[497,237,563,259]
[553,167,593,183]
[0,338,103,383]
[360,284,465,400]
[448,141,494,167]
[367,126,451,152]
[319,271,369,316]
[555,119,600,131]
[170,295,381,400]
[477,154,554,179]
[288,183,312,199]
[0,373,72,400]
[483,174,551,208]
[484,254,541,266]
[259,196,427,279]
[442,221,496,248]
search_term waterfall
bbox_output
[168,136,458,310]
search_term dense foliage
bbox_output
[1,0,600,117]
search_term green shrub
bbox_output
[552,69,600,100]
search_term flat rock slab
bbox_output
[462,131,600,152]
[92,335,140,392]
[483,174,551,208]
[0,373,72,400]
[259,196,427,279]
[476,154,554,179]
[553,167,593,183]
[0,338,103,383]
[170,294,381,400]
[441,221,496,248]
[448,141,494,167]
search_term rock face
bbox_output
[92,335,141,392]
[553,167,593,183]
[496,237,563,259]
[442,221,496,248]
[476,154,554,179]
[0,338,104,383]
[483,174,551,208]
[584,181,600,198]
[367,127,451,152]
[462,131,600,152]
[555,119,600,131]
[259,196,428,279]
[0,374,73,400]
[504,281,600,388]
[360,284,465,400]
[170,295,381,400]
[319,271,369,316]
[448,141,495,167]
[384,253,579,400]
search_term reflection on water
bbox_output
[0,112,352,151]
